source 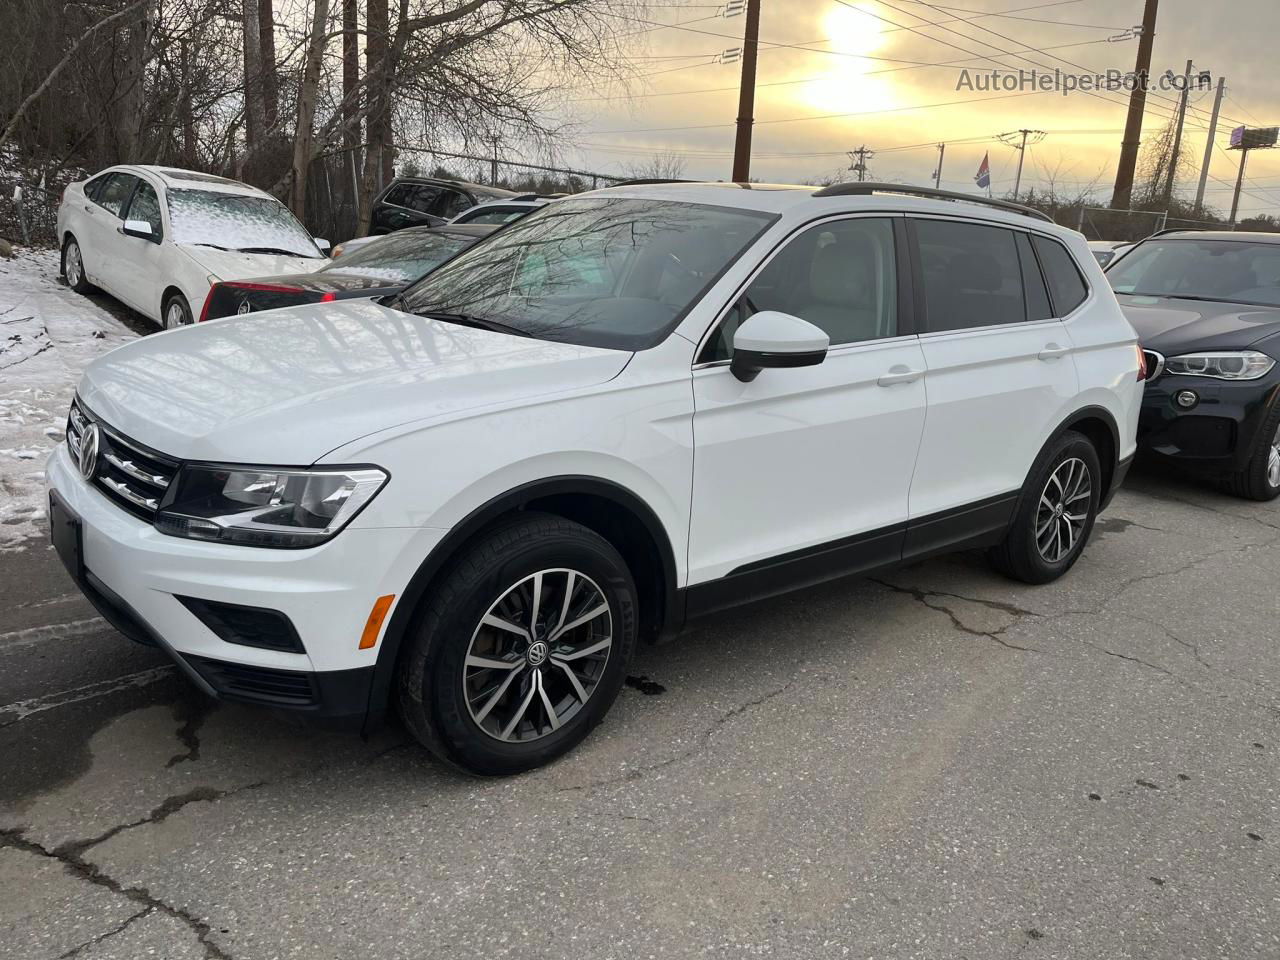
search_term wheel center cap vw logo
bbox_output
[78,423,100,481]
[527,640,549,667]
[1054,503,1064,517]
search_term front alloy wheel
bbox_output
[64,238,91,293]
[464,568,613,742]
[397,513,637,775]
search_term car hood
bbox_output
[1117,294,1280,355]
[77,300,632,464]
[236,269,403,292]
[178,244,326,280]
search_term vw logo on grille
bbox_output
[236,299,253,315]
[78,422,100,481]
[527,640,549,667]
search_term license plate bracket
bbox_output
[48,490,84,581]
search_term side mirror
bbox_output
[314,238,331,253]
[729,311,829,383]
[121,219,156,242]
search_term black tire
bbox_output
[62,235,93,293]
[397,513,638,776]
[162,292,192,330]
[1221,402,1280,502]
[989,429,1102,585]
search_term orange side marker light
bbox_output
[359,594,396,650]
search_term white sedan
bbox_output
[56,165,329,328]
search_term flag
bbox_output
[975,152,991,190]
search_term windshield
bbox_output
[167,189,322,258]
[397,197,777,350]
[1108,239,1280,308]
[318,231,473,283]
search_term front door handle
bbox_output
[878,365,924,386]
[1038,343,1070,361]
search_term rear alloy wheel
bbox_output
[63,237,92,293]
[397,513,637,775]
[163,293,192,330]
[1222,403,1280,501]
[990,430,1101,584]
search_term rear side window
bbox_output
[1032,235,1089,316]
[1016,232,1053,321]
[914,219,1026,331]
[93,174,139,217]
[436,190,471,219]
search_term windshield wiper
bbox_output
[425,312,530,338]
[190,242,229,251]
[235,246,315,257]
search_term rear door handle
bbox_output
[1038,343,1070,361]
[878,365,924,386]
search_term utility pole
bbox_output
[1194,76,1226,216]
[1111,0,1159,209]
[848,146,873,182]
[997,129,1044,200]
[731,0,762,183]
[1162,59,1194,202]
[933,143,946,189]
[490,136,500,187]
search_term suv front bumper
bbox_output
[46,443,435,724]
[1138,368,1280,470]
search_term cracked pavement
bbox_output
[1,462,1278,959]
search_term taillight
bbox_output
[1136,344,1148,381]
[319,292,337,302]
[221,281,307,294]
[198,285,217,322]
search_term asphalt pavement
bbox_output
[2,462,1278,960]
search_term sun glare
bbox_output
[802,4,896,115]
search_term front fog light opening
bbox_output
[156,465,388,548]
[1175,390,1199,409]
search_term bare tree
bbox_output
[625,150,686,181]
[290,0,332,216]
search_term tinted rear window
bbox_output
[1032,235,1089,315]
[915,219,1027,331]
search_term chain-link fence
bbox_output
[0,179,62,247]
[1075,206,1226,242]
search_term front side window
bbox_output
[1032,235,1089,315]
[398,197,776,351]
[124,182,163,238]
[318,231,472,283]
[915,219,1027,332]
[1107,239,1280,308]
[384,183,443,215]
[93,173,139,217]
[166,189,321,258]
[700,217,899,363]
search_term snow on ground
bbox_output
[0,248,138,551]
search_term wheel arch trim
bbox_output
[362,475,680,730]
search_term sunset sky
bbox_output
[559,0,1280,218]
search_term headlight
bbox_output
[1163,350,1275,381]
[155,464,388,547]
[330,243,345,258]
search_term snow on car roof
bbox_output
[118,165,274,198]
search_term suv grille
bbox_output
[67,398,180,521]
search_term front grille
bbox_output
[67,397,180,521]
[1142,350,1166,380]
[185,655,318,706]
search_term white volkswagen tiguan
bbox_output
[47,182,1143,774]
[57,165,329,328]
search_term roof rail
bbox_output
[811,182,1053,223]
[1141,227,1201,240]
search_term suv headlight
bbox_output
[155,464,388,547]
[1163,350,1275,381]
